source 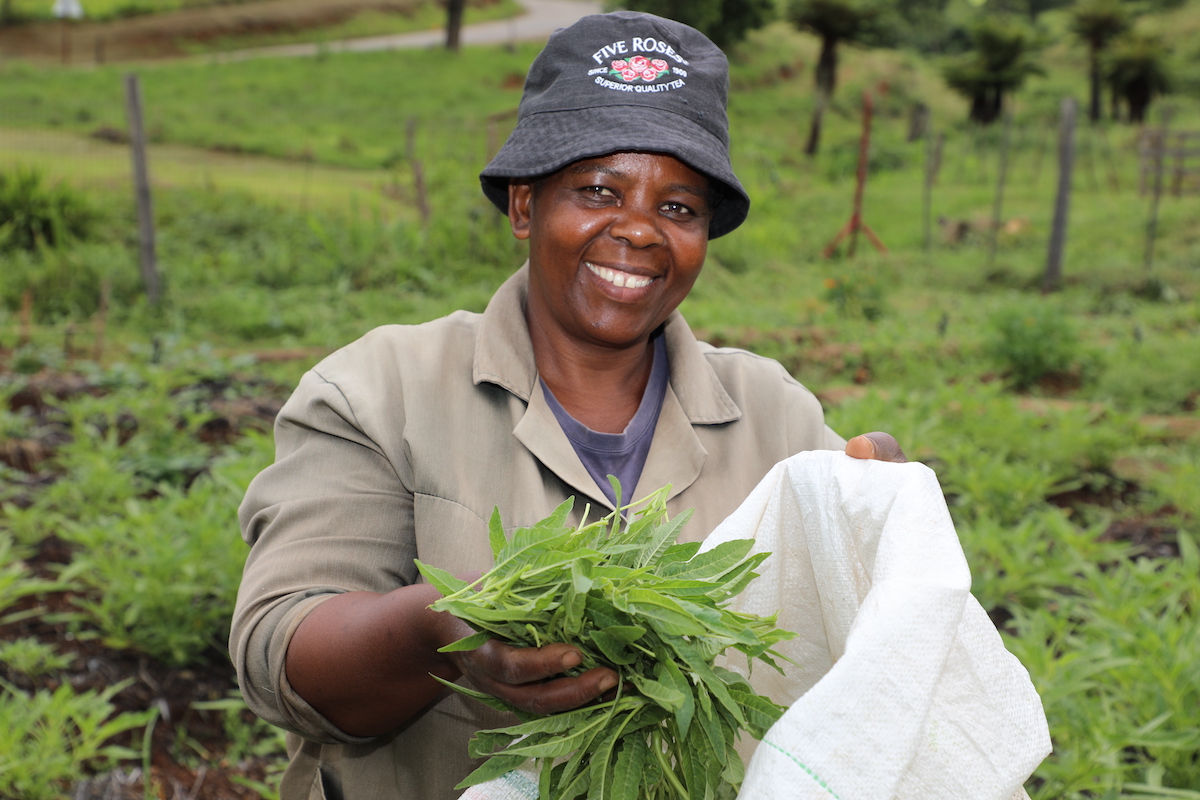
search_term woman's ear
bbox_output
[508,181,534,241]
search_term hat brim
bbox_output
[480,106,749,239]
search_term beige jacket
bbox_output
[230,266,843,800]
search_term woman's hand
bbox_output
[449,641,619,717]
[844,431,907,463]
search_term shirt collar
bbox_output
[473,264,741,425]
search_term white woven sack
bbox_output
[460,451,1051,800]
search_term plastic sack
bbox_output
[460,451,1051,800]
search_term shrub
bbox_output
[984,304,1080,390]
[0,169,97,253]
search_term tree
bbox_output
[942,15,1043,125]
[788,0,888,155]
[612,0,777,49]
[1105,32,1172,123]
[445,0,466,52]
[1,0,13,25]
[1070,0,1131,123]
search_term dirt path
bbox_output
[213,0,601,62]
[0,0,599,63]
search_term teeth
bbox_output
[587,262,653,289]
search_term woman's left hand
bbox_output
[844,431,907,463]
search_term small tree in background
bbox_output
[942,15,1043,125]
[1105,32,1172,123]
[1070,0,1132,123]
[611,0,777,49]
[787,0,888,155]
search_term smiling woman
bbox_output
[229,10,904,800]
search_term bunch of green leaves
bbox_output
[416,485,794,800]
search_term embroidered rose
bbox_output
[607,55,671,83]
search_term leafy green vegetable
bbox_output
[416,484,795,800]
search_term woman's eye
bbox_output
[583,185,616,198]
[661,201,695,217]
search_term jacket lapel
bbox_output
[473,264,744,513]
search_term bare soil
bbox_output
[0,0,430,63]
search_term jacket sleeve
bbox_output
[229,367,415,745]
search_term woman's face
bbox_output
[510,151,711,353]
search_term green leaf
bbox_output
[455,753,530,789]
[610,736,650,800]
[413,559,470,597]
[629,672,686,711]
[660,539,755,580]
[657,655,695,739]
[636,509,694,569]
[437,630,491,653]
[488,506,508,560]
[619,589,708,637]
[590,628,639,666]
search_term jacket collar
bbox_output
[473,264,741,425]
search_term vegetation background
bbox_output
[0,0,1198,797]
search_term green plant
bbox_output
[0,168,97,253]
[821,272,886,320]
[0,679,150,800]
[983,303,1081,390]
[0,637,74,677]
[58,439,269,665]
[0,533,61,620]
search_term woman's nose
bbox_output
[609,203,664,248]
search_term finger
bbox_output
[494,667,620,717]
[464,640,583,685]
[845,432,907,463]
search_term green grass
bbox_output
[4,0,261,23]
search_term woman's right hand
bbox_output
[449,639,619,717]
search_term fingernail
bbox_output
[561,651,581,670]
[598,675,618,694]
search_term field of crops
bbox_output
[1,5,1198,799]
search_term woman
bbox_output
[230,11,903,800]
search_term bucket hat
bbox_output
[480,11,749,239]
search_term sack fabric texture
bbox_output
[460,451,1052,800]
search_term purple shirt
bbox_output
[540,334,669,506]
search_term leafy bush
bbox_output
[984,303,1081,390]
[822,272,886,320]
[59,435,271,665]
[0,169,97,253]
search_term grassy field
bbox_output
[1,5,1199,799]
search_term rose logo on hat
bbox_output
[610,55,671,83]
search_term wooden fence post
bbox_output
[124,73,161,305]
[1144,106,1173,274]
[1043,98,1077,293]
[923,128,936,257]
[406,117,431,226]
[988,112,1013,271]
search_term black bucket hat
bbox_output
[479,11,749,239]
